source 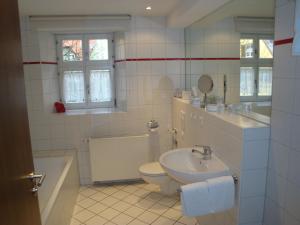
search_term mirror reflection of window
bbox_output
[240,39,254,58]
[240,35,273,102]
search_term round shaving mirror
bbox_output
[198,75,214,108]
[198,75,213,94]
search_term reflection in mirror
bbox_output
[184,0,274,123]
[198,75,214,107]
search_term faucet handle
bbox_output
[203,146,212,154]
[194,145,212,154]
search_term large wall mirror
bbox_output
[185,0,274,122]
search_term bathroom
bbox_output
[1,0,300,225]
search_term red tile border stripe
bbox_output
[274,37,294,46]
[114,57,240,63]
[23,61,58,65]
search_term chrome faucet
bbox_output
[192,145,212,160]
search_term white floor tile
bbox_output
[122,185,139,193]
[111,190,131,199]
[73,209,95,223]
[111,213,135,225]
[111,201,132,212]
[136,198,156,210]
[70,218,82,225]
[133,188,151,198]
[80,188,97,197]
[159,197,178,207]
[99,208,120,220]
[143,184,160,191]
[162,208,182,221]
[138,211,160,224]
[77,198,97,208]
[128,219,149,225]
[85,215,107,225]
[152,216,175,225]
[123,194,141,204]
[144,192,164,202]
[101,187,119,195]
[105,222,117,225]
[89,192,108,201]
[101,196,119,206]
[70,183,182,225]
[177,216,197,225]
[148,203,170,215]
[124,206,145,218]
[87,202,108,214]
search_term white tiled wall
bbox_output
[185,18,241,104]
[173,98,270,225]
[20,16,185,185]
[263,0,300,225]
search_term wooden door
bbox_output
[0,0,42,225]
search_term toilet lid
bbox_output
[139,162,167,177]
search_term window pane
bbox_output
[63,71,85,103]
[89,39,109,60]
[240,39,254,58]
[90,70,112,102]
[62,40,83,61]
[258,67,272,96]
[259,39,273,58]
[240,67,255,96]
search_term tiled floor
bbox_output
[70,182,198,225]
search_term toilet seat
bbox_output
[139,162,167,177]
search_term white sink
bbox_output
[159,148,230,184]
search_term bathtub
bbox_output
[34,152,79,225]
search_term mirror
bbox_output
[198,75,214,94]
[184,0,274,123]
[198,75,214,107]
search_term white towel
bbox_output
[180,176,235,217]
[207,176,235,213]
[180,181,210,217]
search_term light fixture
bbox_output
[146,6,152,11]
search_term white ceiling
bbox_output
[18,0,181,16]
[190,0,275,27]
[18,0,273,28]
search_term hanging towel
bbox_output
[207,176,235,213]
[180,176,235,217]
[180,181,210,217]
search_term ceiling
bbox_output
[189,0,275,27]
[18,0,274,28]
[18,0,181,16]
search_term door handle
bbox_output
[26,173,46,194]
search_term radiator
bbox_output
[89,134,151,182]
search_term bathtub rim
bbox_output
[36,155,74,225]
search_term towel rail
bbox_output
[178,175,238,193]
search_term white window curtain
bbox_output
[90,70,112,102]
[240,67,255,96]
[63,71,85,103]
[293,0,300,55]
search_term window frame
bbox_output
[56,33,115,110]
[240,34,273,102]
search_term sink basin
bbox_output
[159,148,230,184]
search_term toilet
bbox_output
[139,162,179,195]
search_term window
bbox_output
[57,34,114,109]
[240,34,273,102]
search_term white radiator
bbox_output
[89,134,151,182]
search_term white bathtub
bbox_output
[34,153,79,225]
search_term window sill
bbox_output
[64,107,125,116]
